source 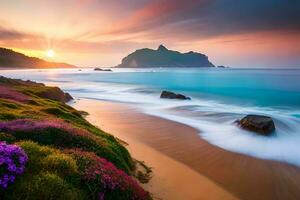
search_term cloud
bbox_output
[0,26,28,40]
[91,0,300,42]
[0,0,299,67]
[97,0,210,36]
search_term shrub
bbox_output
[0,141,28,189]
[0,133,16,143]
[65,149,151,200]
[0,85,30,103]
[18,141,78,177]
[41,154,78,177]
[0,119,132,173]
[3,141,87,200]
[6,173,84,200]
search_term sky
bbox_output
[0,0,300,68]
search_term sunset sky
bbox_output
[0,0,299,68]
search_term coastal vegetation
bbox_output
[0,76,151,199]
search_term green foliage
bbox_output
[0,86,134,172]
[6,173,84,200]
[8,125,132,173]
[17,141,76,175]
[41,154,78,177]
[3,141,86,200]
[0,132,16,143]
[42,107,83,124]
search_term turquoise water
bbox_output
[1,68,300,166]
[65,68,300,108]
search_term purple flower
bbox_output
[0,119,104,146]
[0,141,28,189]
[0,85,29,102]
[98,192,105,200]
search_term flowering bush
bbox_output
[0,141,28,189]
[0,119,95,139]
[66,149,150,200]
[0,85,29,103]
[3,141,84,200]
[0,119,132,172]
[0,119,107,148]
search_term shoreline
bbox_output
[73,99,238,200]
[73,98,300,200]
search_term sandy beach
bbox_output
[73,99,300,200]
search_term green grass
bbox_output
[3,141,87,200]
[0,76,149,199]
[0,78,134,172]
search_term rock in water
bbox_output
[94,67,112,71]
[237,115,275,135]
[160,91,191,100]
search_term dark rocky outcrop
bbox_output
[236,115,275,135]
[36,87,73,103]
[117,45,215,68]
[0,76,73,103]
[160,91,191,100]
[94,67,112,71]
[0,47,76,69]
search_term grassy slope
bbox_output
[0,76,150,199]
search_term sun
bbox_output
[46,49,55,58]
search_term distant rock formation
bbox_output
[94,67,112,71]
[236,115,275,135]
[117,45,215,68]
[0,47,76,69]
[160,90,191,100]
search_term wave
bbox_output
[2,68,300,167]
[65,82,300,167]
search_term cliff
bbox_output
[117,45,215,68]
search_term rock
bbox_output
[217,65,226,68]
[65,92,73,102]
[94,67,112,71]
[37,87,73,103]
[236,115,275,135]
[160,91,191,100]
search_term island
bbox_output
[0,48,76,69]
[116,45,215,68]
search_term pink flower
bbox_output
[0,85,29,102]
[65,149,150,200]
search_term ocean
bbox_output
[1,67,300,166]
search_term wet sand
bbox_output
[73,99,300,200]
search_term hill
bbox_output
[117,45,215,68]
[0,76,151,199]
[0,48,76,69]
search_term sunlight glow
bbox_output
[46,49,55,58]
